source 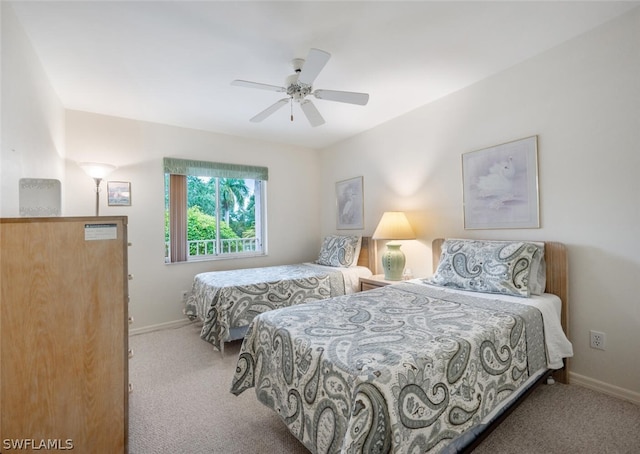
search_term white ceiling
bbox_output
[9,1,639,150]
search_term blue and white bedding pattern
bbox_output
[231,281,569,453]
[185,263,367,351]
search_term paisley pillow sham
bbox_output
[430,239,543,297]
[316,234,362,268]
[528,242,546,295]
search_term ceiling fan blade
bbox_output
[250,98,289,123]
[299,100,325,127]
[313,89,369,106]
[232,79,286,92]
[297,48,331,86]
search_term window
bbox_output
[164,158,267,263]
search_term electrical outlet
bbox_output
[590,330,606,350]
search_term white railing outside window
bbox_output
[166,238,260,260]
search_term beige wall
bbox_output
[63,111,322,330]
[319,9,640,401]
[1,3,66,215]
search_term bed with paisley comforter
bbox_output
[230,239,573,453]
[185,235,374,352]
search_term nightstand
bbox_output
[359,274,400,291]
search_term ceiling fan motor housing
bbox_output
[291,58,305,72]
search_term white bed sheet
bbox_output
[303,263,372,294]
[408,280,573,369]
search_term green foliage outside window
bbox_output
[187,206,238,255]
[165,206,240,255]
[165,176,256,257]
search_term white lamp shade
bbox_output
[372,211,415,240]
[79,162,116,179]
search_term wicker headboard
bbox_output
[432,238,569,384]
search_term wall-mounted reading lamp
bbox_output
[78,162,116,216]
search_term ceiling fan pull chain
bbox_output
[290,98,294,122]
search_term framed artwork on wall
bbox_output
[336,176,364,230]
[107,181,132,207]
[462,135,539,229]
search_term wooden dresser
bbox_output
[0,217,129,453]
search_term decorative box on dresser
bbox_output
[0,216,129,453]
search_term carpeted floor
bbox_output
[128,324,640,453]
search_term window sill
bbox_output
[164,251,267,264]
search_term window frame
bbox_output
[164,158,268,263]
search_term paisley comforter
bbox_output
[185,263,350,351]
[231,281,549,453]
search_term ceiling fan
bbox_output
[231,48,369,127]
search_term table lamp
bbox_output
[372,211,416,280]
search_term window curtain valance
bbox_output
[163,157,268,181]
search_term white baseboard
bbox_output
[570,372,640,405]
[129,318,193,336]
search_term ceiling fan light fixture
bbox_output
[286,82,312,102]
